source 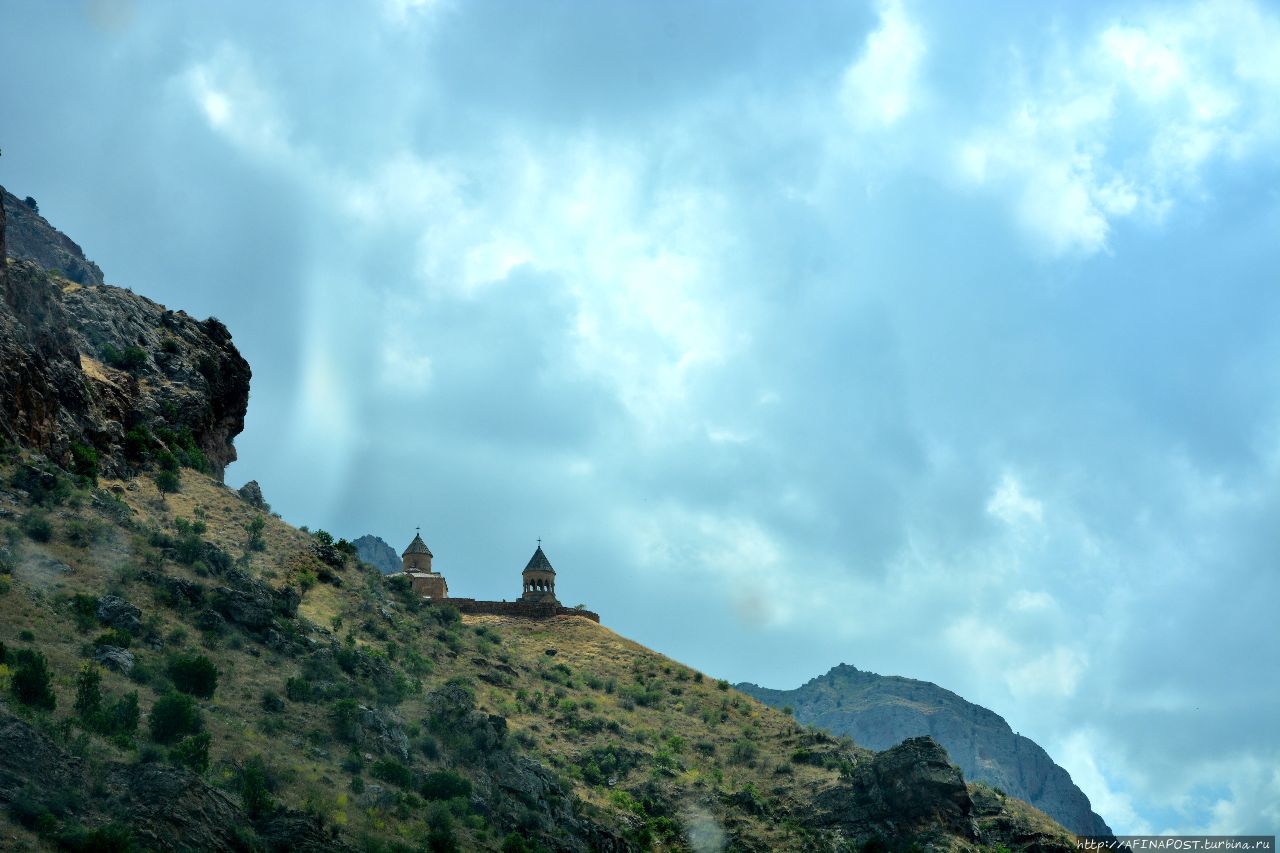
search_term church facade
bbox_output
[398,532,599,623]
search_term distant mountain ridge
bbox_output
[352,534,400,574]
[738,663,1112,837]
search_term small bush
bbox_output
[69,443,99,481]
[331,698,361,742]
[149,691,202,744]
[57,822,136,852]
[102,345,148,371]
[11,648,56,710]
[420,770,472,801]
[239,756,275,819]
[170,732,211,773]
[60,591,96,630]
[285,676,313,702]
[371,758,413,788]
[94,628,132,649]
[260,691,285,713]
[168,653,218,698]
[21,511,53,542]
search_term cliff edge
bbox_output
[1,188,249,481]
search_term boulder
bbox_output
[238,479,267,509]
[212,586,274,630]
[813,736,977,841]
[96,594,142,633]
[93,645,135,674]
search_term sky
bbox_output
[3,0,1279,835]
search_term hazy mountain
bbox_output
[739,663,1112,837]
[352,534,401,575]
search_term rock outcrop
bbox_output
[1,192,103,286]
[813,736,977,841]
[739,663,1112,837]
[1,186,249,481]
[353,534,401,575]
[0,703,350,851]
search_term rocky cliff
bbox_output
[353,534,401,575]
[739,663,1112,837]
[1,187,249,481]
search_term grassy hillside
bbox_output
[0,451,1074,852]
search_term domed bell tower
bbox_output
[402,529,448,600]
[520,542,558,605]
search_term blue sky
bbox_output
[4,0,1279,834]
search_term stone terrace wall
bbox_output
[446,598,600,624]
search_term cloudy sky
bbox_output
[4,0,1279,834]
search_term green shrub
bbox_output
[21,511,53,542]
[94,628,132,649]
[420,770,472,801]
[729,739,758,765]
[285,676,313,702]
[124,426,152,461]
[370,758,413,788]
[101,692,140,738]
[62,514,104,540]
[74,663,103,718]
[239,756,275,819]
[55,821,136,852]
[149,692,202,744]
[154,469,180,494]
[170,732,211,773]
[11,648,56,710]
[501,833,532,853]
[102,345,148,371]
[331,698,361,742]
[69,443,99,481]
[168,653,218,698]
[70,593,98,631]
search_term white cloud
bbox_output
[182,45,290,160]
[1057,730,1154,834]
[953,0,1280,256]
[1006,645,1087,699]
[840,0,926,129]
[986,473,1044,526]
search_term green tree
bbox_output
[239,756,274,819]
[154,469,181,494]
[149,691,202,744]
[11,648,56,710]
[168,653,218,698]
[74,663,103,718]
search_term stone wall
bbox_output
[444,598,600,624]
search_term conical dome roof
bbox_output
[523,545,555,574]
[403,531,433,558]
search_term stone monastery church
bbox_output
[399,530,600,623]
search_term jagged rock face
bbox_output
[1,192,104,286]
[814,736,977,840]
[353,534,401,575]
[0,186,249,481]
[739,663,1112,837]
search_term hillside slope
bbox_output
[738,665,1111,836]
[1,188,1080,851]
